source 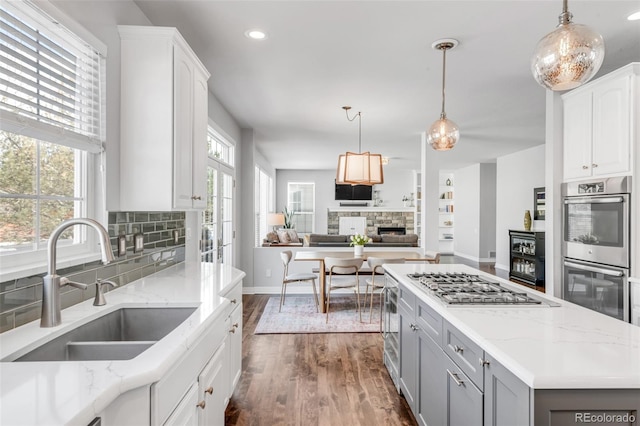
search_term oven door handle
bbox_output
[563,196,624,204]
[563,261,625,277]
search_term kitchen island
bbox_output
[383,263,640,426]
[0,261,245,426]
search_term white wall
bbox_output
[455,164,481,259]
[495,145,546,271]
[276,168,414,234]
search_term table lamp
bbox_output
[268,213,285,231]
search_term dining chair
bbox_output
[279,250,319,312]
[425,250,441,264]
[324,257,364,323]
[365,257,406,328]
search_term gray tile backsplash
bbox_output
[0,211,186,333]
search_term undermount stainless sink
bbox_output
[5,307,197,362]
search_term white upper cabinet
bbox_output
[562,63,637,181]
[119,26,210,211]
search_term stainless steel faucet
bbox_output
[41,218,115,327]
[93,279,118,306]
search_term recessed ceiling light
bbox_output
[628,11,640,20]
[245,29,267,40]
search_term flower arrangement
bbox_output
[349,233,371,246]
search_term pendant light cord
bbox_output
[440,46,447,119]
[559,0,572,25]
[344,108,362,153]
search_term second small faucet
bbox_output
[94,279,118,306]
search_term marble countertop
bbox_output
[0,261,245,426]
[384,263,640,390]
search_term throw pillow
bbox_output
[265,231,278,243]
[287,229,299,243]
[276,229,291,243]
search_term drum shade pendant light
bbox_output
[336,106,384,185]
[531,0,604,91]
[427,39,459,151]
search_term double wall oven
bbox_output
[562,176,631,322]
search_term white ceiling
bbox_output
[134,0,640,172]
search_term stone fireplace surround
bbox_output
[327,208,415,235]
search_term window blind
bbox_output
[0,1,103,152]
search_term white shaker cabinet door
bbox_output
[592,75,631,177]
[563,90,593,180]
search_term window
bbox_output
[254,167,273,247]
[287,182,314,234]
[0,2,105,277]
[202,126,235,264]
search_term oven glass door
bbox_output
[564,195,626,248]
[563,259,629,321]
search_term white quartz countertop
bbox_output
[0,261,245,426]
[384,263,640,390]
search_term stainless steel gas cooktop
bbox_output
[407,272,543,305]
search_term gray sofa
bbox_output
[304,233,419,247]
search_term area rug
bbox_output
[254,295,383,334]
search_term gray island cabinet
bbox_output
[386,263,640,426]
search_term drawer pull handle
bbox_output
[409,323,418,331]
[191,195,202,200]
[229,327,236,334]
[231,298,237,304]
[197,400,206,409]
[447,369,464,386]
[582,165,589,170]
[205,387,213,395]
[233,322,239,329]
[592,163,598,168]
[479,358,490,367]
[453,345,464,353]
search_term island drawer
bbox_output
[416,297,442,346]
[443,320,484,389]
[398,283,416,315]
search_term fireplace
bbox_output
[378,227,406,235]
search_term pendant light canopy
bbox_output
[427,39,459,152]
[336,106,384,185]
[531,0,604,91]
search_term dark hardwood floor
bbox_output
[225,294,416,426]
[225,257,502,425]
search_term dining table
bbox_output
[294,249,438,313]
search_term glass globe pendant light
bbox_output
[427,39,459,151]
[531,0,604,91]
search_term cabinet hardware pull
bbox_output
[205,387,213,395]
[197,401,206,409]
[479,358,490,366]
[453,345,464,353]
[592,163,598,168]
[582,165,589,169]
[191,195,202,200]
[229,328,236,333]
[230,298,237,304]
[410,323,418,331]
[233,322,239,329]
[447,369,464,386]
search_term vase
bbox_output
[524,210,532,231]
[354,245,364,257]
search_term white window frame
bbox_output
[254,166,274,247]
[287,182,315,234]
[0,1,106,282]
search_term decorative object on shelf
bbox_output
[282,207,295,229]
[349,233,370,256]
[336,106,384,185]
[531,0,604,91]
[427,39,460,151]
[446,178,452,186]
[524,210,532,231]
[268,212,285,231]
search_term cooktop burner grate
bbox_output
[406,272,542,305]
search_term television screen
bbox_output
[335,182,372,200]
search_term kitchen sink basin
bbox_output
[6,307,197,362]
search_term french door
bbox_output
[202,161,234,265]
